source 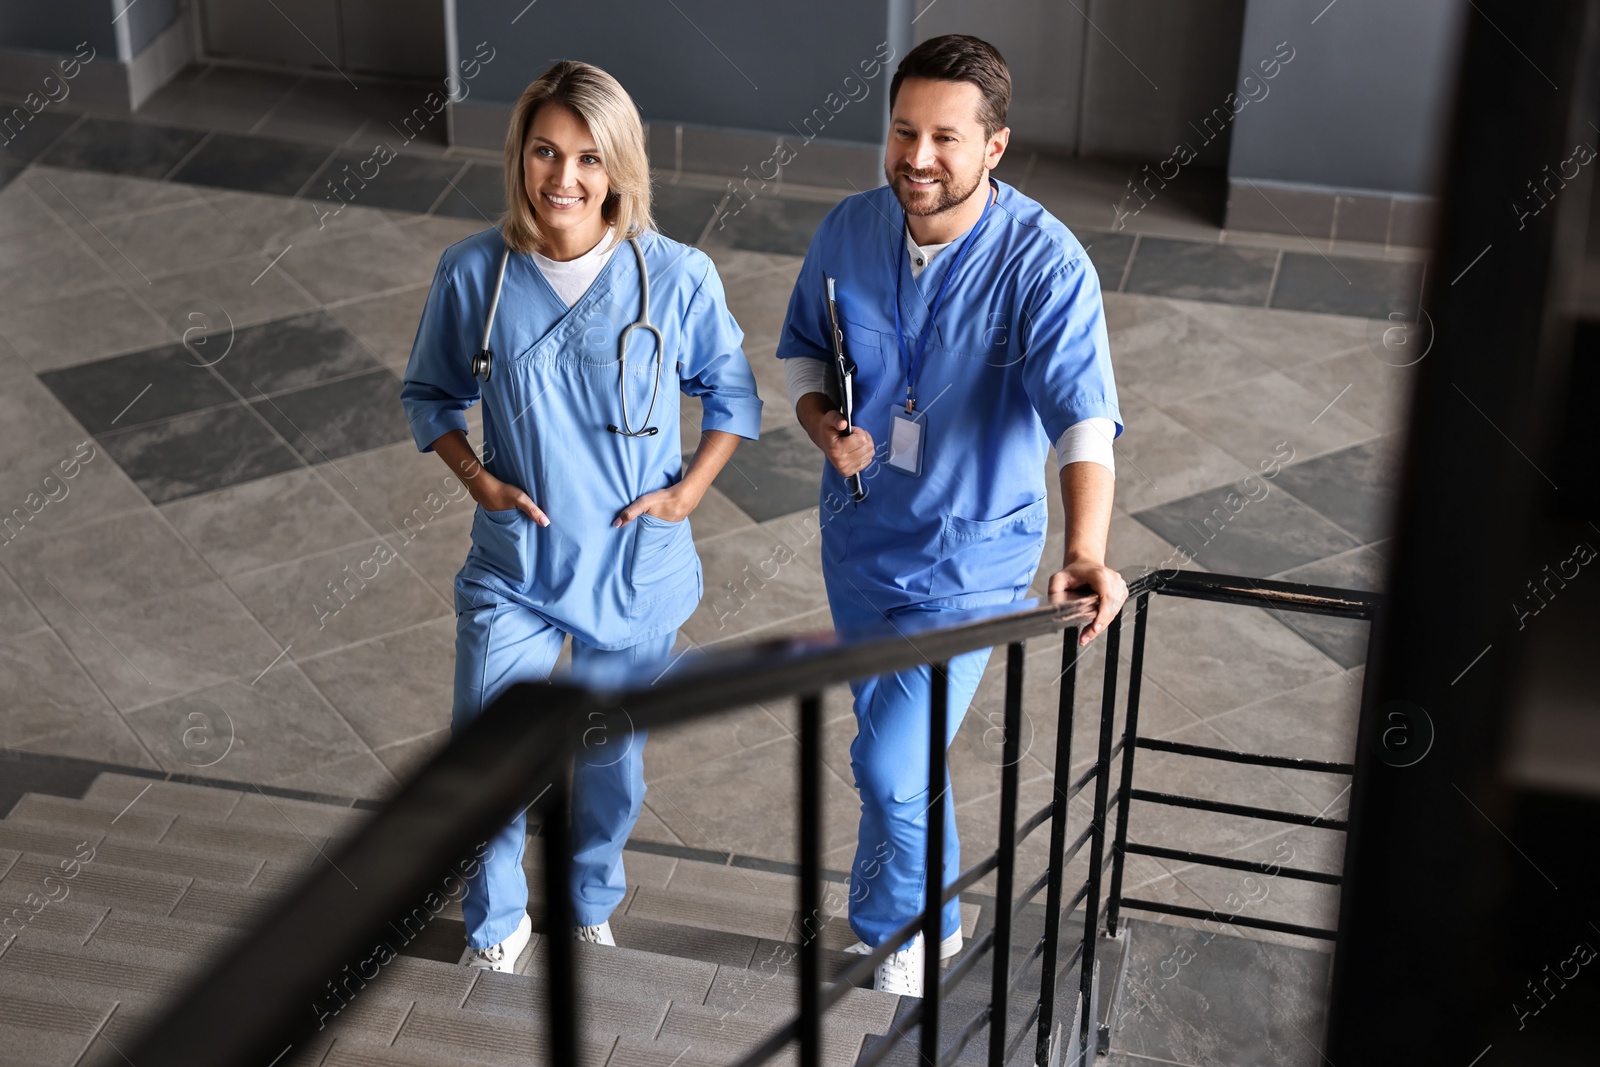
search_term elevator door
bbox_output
[199,0,445,79]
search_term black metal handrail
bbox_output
[124,569,1381,1067]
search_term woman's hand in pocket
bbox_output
[614,484,697,526]
[473,472,549,526]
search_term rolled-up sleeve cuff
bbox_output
[701,395,763,440]
[1041,394,1122,447]
[407,407,470,453]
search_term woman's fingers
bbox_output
[519,495,550,527]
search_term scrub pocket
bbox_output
[470,507,530,587]
[628,513,698,614]
[930,497,1049,598]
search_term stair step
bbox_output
[6,794,174,842]
[392,1001,617,1066]
[657,1000,870,1067]
[85,773,372,839]
[0,971,116,1067]
[0,851,191,916]
[705,966,897,1031]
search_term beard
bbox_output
[888,161,987,217]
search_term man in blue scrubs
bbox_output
[776,34,1128,996]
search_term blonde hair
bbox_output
[501,60,654,254]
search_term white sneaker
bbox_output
[460,911,532,972]
[873,932,925,997]
[847,929,961,961]
[573,920,616,946]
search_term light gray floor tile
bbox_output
[227,536,450,661]
[646,735,859,862]
[0,567,47,640]
[1111,311,1278,407]
[373,726,449,784]
[0,628,117,747]
[161,467,374,577]
[687,485,756,542]
[142,252,320,338]
[0,284,171,371]
[3,508,213,627]
[16,708,161,769]
[71,198,262,285]
[395,214,491,257]
[1173,300,1371,371]
[326,284,431,367]
[0,179,63,242]
[52,580,285,712]
[21,165,205,223]
[679,523,829,647]
[313,440,476,535]
[1164,372,1381,468]
[297,616,455,751]
[123,661,371,782]
[389,509,471,600]
[1134,598,1342,719]
[0,442,149,543]
[1101,392,1253,513]
[273,748,398,799]
[700,246,803,281]
[721,261,802,348]
[1102,291,1187,333]
[277,221,438,303]
[643,703,789,781]
[0,223,120,307]
[196,186,390,255]
[1280,347,1419,436]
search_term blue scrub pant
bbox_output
[846,623,993,950]
[452,591,674,949]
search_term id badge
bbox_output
[887,406,926,477]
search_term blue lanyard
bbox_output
[893,179,996,410]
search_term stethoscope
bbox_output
[470,236,664,437]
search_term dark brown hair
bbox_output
[889,34,1011,138]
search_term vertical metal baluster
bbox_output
[798,693,823,1067]
[1036,629,1080,1067]
[922,661,949,1067]
[542,742,578,1067]
[1081,612,1123,1055]
[988,642,1025,1067]
[1106,594,1150,936]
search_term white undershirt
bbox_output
[531,226,619,307]
[784,237,1117,475]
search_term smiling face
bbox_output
[885,76,1008,218]
[521,102,611,254]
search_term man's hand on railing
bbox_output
[1049,557,1129,646]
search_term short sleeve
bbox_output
[400,257,480,453]
[1020,254,1123,445]
[677,257,763,440]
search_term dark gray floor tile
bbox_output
[0,110,78,186]
[1081,230,1135,292]
[1110,917,1331,1067]
[135,64,301,133]
[1271,436,1400,544]
[39,344,239,434]
[710,424,824,522]
[1124,237,1279,306]
[317,146,463,214]
[98,403,304,503]
[653,182,727,246]
[168,131,334,197]
[249,368,412,463]
[433,161,505,223]
[1270,546,1385,669]
[210,310,385,396]
[1270,252,1423,320]
[37,116,207,179]
[719,193,841,256]
[1133,482,1362,578]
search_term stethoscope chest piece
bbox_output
[471,348,492,382]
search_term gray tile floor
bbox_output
[0,68,1424,959]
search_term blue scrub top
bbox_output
[402,227,762,650]
[775,178,1122,619]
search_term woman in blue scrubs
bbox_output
[401,61,762,972]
